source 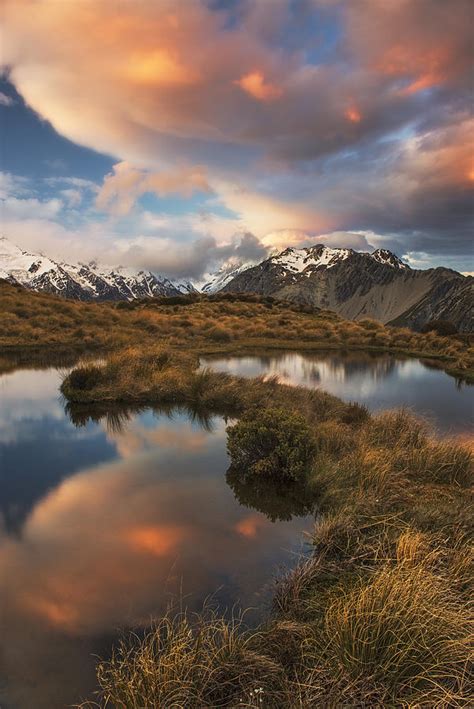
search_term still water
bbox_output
[0,365,310,709]
[202,351,474,435]
[0,351,472,707]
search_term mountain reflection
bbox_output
[202,351,473,434]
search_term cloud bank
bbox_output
[1,0,472,272]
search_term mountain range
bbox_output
[0,237,196,301]
[1,237,472,331]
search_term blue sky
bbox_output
[1,0,472,278]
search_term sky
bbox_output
[0,0,472,280]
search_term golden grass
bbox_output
[4,281,473,706]
[323,559,472,704]
[79,610,289,709]
[1,282,473,380]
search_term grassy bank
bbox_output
[64,347,473,707]
[2,281,473,380]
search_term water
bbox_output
[202,351,474,436]
[0,364,310,709]
[0,351,472,707]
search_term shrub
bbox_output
[358,318,383,331]
[227,408,316,483]
[64,364,103,391]
[421,319,458,336]
[208,326,233,342]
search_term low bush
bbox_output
[421,319,458,336]
[227,408,316,483]
[64,364,104,391]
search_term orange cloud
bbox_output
[345,106,361,123]
[235,71,283,101]
[126,524,187,556]
[235,514,267,539]
[96,161,211,215]
[125,49,198,86]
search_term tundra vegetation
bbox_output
[61,347,474,708]
[1,280,473,380]
[2,281,473,706]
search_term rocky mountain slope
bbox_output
[221,245,473,332]
[0,237,195,301]
[2,237,471,331]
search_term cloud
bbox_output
[235,71,283,101]
[111,231,270,279]
[262,229,375,252]
[59,188,82,207]
[96,161,212,216]
[1,0,472,268]
[1,196,62,220]
[0,91,15,106]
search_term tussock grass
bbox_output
[69,347,473,706]
[79,610,288,709]
[323,560,472,704]
[1,281,472,380]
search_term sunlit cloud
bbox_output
[0,0,472,270]
[235,71,283,101]
[96,161,211,216]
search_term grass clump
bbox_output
[82,610,288,709]
[227,408,316,483]
[323,560,472,703]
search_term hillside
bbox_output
[1,280,472,381]
[221,245,473,332]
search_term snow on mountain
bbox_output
[370,249,409,269]
[270,244,408,274]
[201,261,255,294]
[0,237,185,301]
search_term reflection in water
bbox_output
[226,467,317,522]
[203,351,474,435]
[0,364,310,709]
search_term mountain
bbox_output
[201,260,257,294]
[220,244,473,332]
[0,237,194,301]
[2,237,471,331]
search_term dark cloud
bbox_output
[121,232,271,280]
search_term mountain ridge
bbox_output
[220,244,473,332]
[1,237,471,331]
[0,237,196,301]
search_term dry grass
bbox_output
[79,610,288,709]
[65,346,473,707]
[1,281,472,379]
[323,559,472,705]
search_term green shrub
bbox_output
[65,364,103,391]
[227,408,316,483]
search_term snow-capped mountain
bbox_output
[2,237,471,330]
[269,245,409,274]
[0,237,190,301]
[201,260,256,294]
[220,244,473,332]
